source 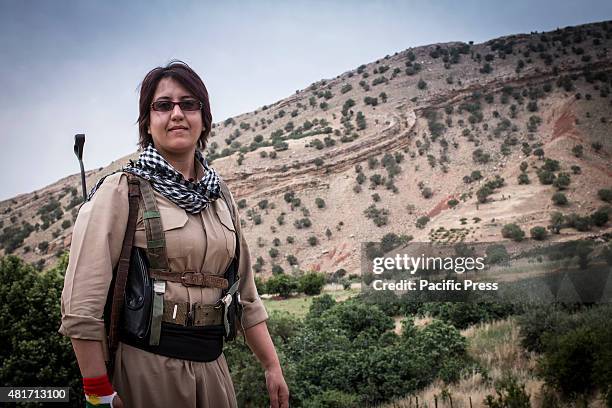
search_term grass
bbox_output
[379,318,545,408]
[262,286,360,319]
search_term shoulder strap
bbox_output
[218,179,241,276]
[218,180,237,231]
[108,174,140,357]
[138,179,170,272]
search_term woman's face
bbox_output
[148,77,203,156]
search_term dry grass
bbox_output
[379,318,544,408]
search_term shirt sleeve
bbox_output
[58,172,129,341]
[226,189,269,332]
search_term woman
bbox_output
[59,61,289,407]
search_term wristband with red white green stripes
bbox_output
[83,374,116,407]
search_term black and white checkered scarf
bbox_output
[89,144,221,214]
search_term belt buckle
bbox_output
[181,271,199,287]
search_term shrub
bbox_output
[477,186,493,203]
[447,199,459,208]
[537,169,555,185]
[416,216,430,229]
[553,172,571,190]
[572,144,584,157]
[518,173,530,185]
[472,149,490,164]
[484,376,531,408]
[591,207,610,227]
[0,255,83,405]
[551,192,568,206]
[421,187,433,199]
[286,254,299,266]
[417,79,427,89]
[269,248,279,258]
[265,274,297,298]
[298,272,326,296]
[307,236,318,246]
[530,226,547,240]
[61,220,71,229]
[315,198,326,209]
[598,188,612,203]
[501,223,525,242]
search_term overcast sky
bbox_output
[1,0,611,200]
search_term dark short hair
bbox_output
[137,60,212,150]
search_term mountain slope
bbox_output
[2,20,611,275]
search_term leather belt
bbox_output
[150,269,229,289]
[162,299,222,327]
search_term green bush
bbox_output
[537,169,555,185]
[298,272,326,296]
[598,188,612,203]
[415,216,430,229]
[501,223,525,242]
[530,226,547,240]
[551,192,568,206]
[484,376,531,408]
[553,172,571,190]
[591,206,610,227]
[0,255,83,405]
[266,274,298,298]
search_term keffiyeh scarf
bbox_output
[89,144,221,214]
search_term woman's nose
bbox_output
[171,104,185,118]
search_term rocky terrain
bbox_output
[1,20,611,276]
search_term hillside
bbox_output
[1,20,611,275]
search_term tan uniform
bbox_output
[59,165,268,408]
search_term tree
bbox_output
[298,272,326,295]
[534,148,545,159]
[572,144,584,158]
[266,274,297,298]
[553,173,571,190]
[530,226,547,240]
[417,79,427,89]
[591,207,609,227]
[552,192,568,206]
[537,169,555,185]
[0,255,83,405]
[501,224,525,242]
[518,173,530,185]
[598,189,612,203]
[416,216,430,229]
[549,212,565,234]
[315,198,326,209]
[477,185,493,203]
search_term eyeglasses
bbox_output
[151,99,203,112]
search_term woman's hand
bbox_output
[112,394,124,408]
[265,366,289,408]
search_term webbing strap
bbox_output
[150,280,165,346]
[138,180,168,346]
[108,176,141,357]
[139,180,170,271]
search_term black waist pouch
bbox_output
[121,323,224,362]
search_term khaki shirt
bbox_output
[58,169,268,348]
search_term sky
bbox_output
[0,0,611,201]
